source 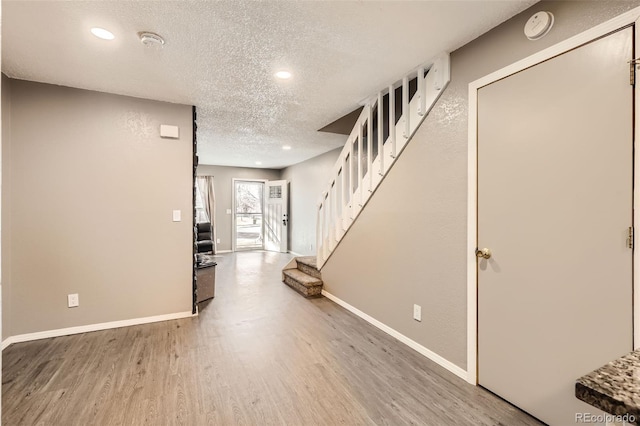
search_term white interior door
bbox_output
[264,180,288,253]
[477,27,633,425]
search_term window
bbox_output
[195,181,209,224]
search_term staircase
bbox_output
[282,256,323,297]
[316,52,451,269]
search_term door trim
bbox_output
[466,6,640,385]
[265,179,290,253]
[231,178,268,252]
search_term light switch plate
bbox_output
[413,304,422,322]
[172,210,181,222]
[226,209,232,215]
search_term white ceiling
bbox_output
[2,0,537,169]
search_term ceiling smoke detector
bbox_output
[524,12,554,40]
[138,32,165,48]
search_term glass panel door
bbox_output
[234,180,264,250]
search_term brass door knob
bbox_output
[475,248,492,259]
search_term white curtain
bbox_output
[196,176,217,254]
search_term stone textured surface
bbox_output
[283,273,322,298]
[296,256,318,269]
[296,256,322,280]
[282,256,323,297]
[576,350,640,422]
[283,269,322,287]
[297,262,322,280]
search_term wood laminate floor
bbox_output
[2,251,541,425]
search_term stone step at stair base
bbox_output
[283,268,323,298]
[294,256,321,280]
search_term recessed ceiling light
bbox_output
[275,71,292,80]
[91,27,115,40]
[282,146,292,150]
[255,161,262,165]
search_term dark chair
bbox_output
[196,222,214,254]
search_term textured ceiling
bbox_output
[2,0,537,169]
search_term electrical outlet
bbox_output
[216,238,221,244]
[413,304,422,322]
[68,293,79,308]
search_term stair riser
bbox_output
[283,275,322,298]
[297,263,321,280]
[283,269,322,286]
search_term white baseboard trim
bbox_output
[321,289,468,381]
[1,310,196,351]
[215,250,232,254]
[287,250,304,257]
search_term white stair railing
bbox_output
[316,53,451,269]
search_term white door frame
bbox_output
[264,179,289,253]
[467,6,640,385]
[231,178,268,252]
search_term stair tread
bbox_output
[283,269,322,286]
[296,256,318,269]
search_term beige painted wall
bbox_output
[2,75,11,339]
[321,0,640,369]
[281,147,342,255]
[4,80,193,337]
[197,165,280,252]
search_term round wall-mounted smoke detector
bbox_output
[138,31,165,48]
[524,11,554,41]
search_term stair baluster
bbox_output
[315,53,450,268]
